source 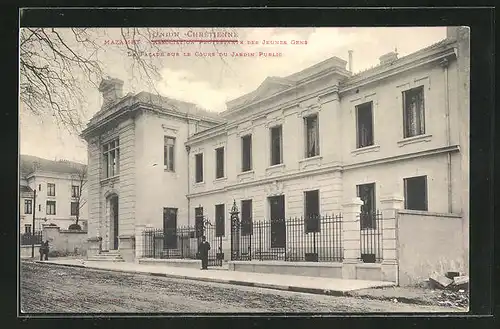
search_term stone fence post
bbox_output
[342,197,363,279]
[380,194,404,284]
[134,224,147,261]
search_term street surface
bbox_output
[20,261,457,313]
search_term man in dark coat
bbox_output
[39,240,49,261]
[198,236,211,270]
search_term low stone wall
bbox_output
[229,260,343,278]
[139,258,201,269]
[20,245,41,258]
[397,210,466,286]
[42,225,89,256]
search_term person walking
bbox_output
[198,236,211,270]
[42,240,49,261]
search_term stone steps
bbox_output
[87,250,125,262]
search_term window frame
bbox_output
[402,85,426,138]
[241,199,253,236]
[102,138,120,179]
[304,189,320,233]
[355,101,374,148]
[356,183,377,230]
[71,185,80,198]
[215,147,225,179]
[24,199,33,214]
[195,153,204,183]
[47,183,55,196]
[270,125,283,166]
[404,175,428,211]
[70,201,79,216]
[164,136,176,172]
[241,134,253,172]
[304,114,320,158]
[46,200,56,215]
[215,204,225,237]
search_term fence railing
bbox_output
[232,214,343,262]
[143,223,223,266]
[20,231,43,246]
[359,211,383,263]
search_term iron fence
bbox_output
[143,222,223,266]
[232,214,343,262]
[20,231,43,246]
[359,211,383,263]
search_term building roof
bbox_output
[20,154,87,178]
[20,185,33,193]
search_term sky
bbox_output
[19,27,447,164]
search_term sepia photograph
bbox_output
[19,16,471,314]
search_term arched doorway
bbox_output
[108,195,119,250]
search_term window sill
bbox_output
[299,155,323,170]
[100,176,120,186]
[164,168,176,173]
[266,163,286,176]
[214,177,228,183]
[351,144,381,156]
[194,181,205,187]
[237,170,255,182]
[397,134,432,147]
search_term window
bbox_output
[24,199,32,214]
[304,114,320,158]
[241,135,252,172]
[38,204,41,212]
[195,206,204,238]
[195,153,204,183]
[356,102,374,148]
[25,224,32,234]
[102,139,120,178]
[38,184,41,191]
[71,185,80,198]
[241,199,253,236]
[403,86,425,138]
[46,201,56,215]
[215,204,225,237]
[270,125,283,166]
[71,202,79,216]
[357,183,376,229]
[404,176,428,211]
[304,190,320,233]
[164,136,175,171]
[47,183,55,196]
[215,147,224,179]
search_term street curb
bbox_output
[29,260,370,299]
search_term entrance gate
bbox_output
[195,210,223,267]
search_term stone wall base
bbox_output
[119,235,135,262]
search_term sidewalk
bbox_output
[32,258,395,296]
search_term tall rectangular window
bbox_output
[71,202,79,216]
[404,176,428,211]
[356,101,374,148]
[195,206,204,238]
[164,136,175,172]
[215,147,225,179]
[304,114,320,158]
[215,204,225,237]
[47,183,55,196]
[24,199,32,214]
[241,134,252,172]
[241,199,253,236]
[71,185,80,198]
[46,201,56,215]
[304,190,320,233]
[25,224,32,234]
[403,86,425,138]
[270,125,283,166]
[102,139,120,178]
[195,153,204,183]
[356,183,376,229]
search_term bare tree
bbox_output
[70,165,87,229]
[20,27,238,134]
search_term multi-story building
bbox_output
[19,155,89,233]
[83,27,469,279]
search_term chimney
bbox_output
[348,50,353,72]
[98,77,124,108]
[379,51,398,65]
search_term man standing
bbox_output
[198,236,211,270]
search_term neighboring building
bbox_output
[19,155,89,232]
[83,27,469,277]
